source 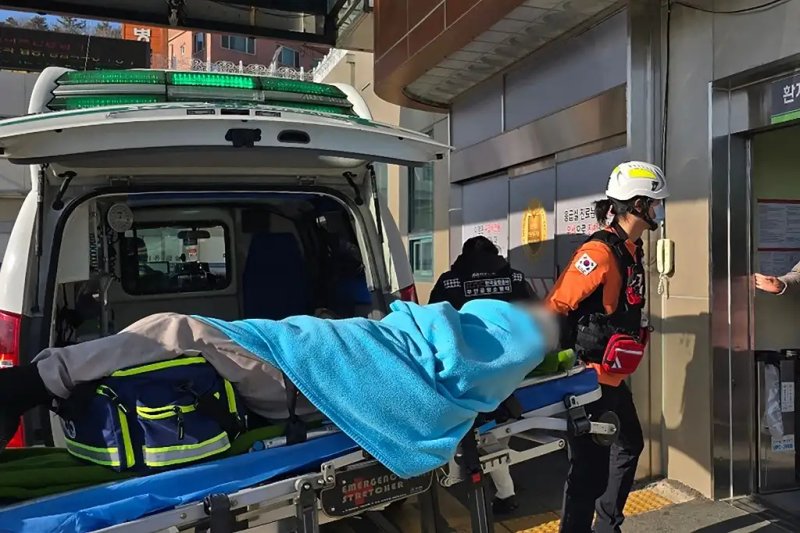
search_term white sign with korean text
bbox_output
[133,28,152,42]
[757,201,800,249]
[772,434,795,454]
[782,381,795,413]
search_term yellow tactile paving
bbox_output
[501,511,561,532]
[515,489,674,533]
[514,513,561,533]
[623,489,672,515]
[507,512,562,533]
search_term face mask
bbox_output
[652,204,665,227]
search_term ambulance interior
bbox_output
[51,193,378,350]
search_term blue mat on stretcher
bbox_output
[0,433,359,533]
[514,369,599,412]
[0,369,600,533]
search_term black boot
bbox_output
[0,363,51,450]
[492,495,519,516]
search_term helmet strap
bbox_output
[630,199,658,231]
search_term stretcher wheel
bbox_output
[591,411,620,447]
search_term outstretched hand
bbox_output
[754,273,785,294]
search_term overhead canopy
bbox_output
[0,0,368,46]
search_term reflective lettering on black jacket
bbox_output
[429,261,535,310]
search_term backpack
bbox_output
[55,356,246,473]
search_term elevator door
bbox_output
[751,125,800,493]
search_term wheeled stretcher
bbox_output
[0,365,618,533]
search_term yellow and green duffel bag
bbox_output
[54,356,247,473]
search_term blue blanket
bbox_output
[197,300,546,478]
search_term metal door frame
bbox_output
[711,66,800,500]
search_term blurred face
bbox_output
[523,302,560,353]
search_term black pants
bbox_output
[560,382,644,533]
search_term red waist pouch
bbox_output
[601,329,649,375]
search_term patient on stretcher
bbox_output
[0,299,559,478]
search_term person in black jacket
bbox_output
[429,236,536,309]
[429,235,537,515]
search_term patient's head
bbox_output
[521,302,560,353]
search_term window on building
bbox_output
[120,222,230,295]
[408,161,435,280]
[180,44,186,57]
[221,34,256,55]
[409,234,433,280]
[193,33,205,54]
[279,47,300,68]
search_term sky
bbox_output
[0,8,120,29]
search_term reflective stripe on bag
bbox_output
[110,356,208,377]
[143,431,231,467]
[65,439,122,468]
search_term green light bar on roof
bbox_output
[58,70,166,85]
[49,69,358,116]
[55,70,346,97]
[268,102,355,116]
[167,71,259,89]
[48,95,166,110]
[260,78,346,98]
[167,86,264,103]
[263,90,351,107]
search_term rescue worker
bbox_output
[429,235,536,309]
[546,161,668,533]
[429,235,537,515]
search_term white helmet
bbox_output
[606,161,669,201]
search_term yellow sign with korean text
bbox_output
[521,199,547,257]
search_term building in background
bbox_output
[313,49,448,302]
[164,29,326,74]
[121,24,169,64]
[122,23,328,73]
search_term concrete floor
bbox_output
[625,500,788,533]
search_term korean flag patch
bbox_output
[575,253,597,276]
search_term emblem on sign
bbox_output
[320,461,433,517]
[522,199,547,257]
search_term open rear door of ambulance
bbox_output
[0,103,447,184]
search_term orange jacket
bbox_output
[545,229,638,387]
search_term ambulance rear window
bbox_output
[120,222,230,295]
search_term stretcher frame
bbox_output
[88,367,618,533]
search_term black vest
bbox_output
[565,228,645,347]
[430,263,534,310]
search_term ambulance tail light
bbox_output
[0,310,24,448]
[399,284,418,304]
